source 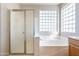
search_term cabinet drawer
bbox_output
[69,39,79,46]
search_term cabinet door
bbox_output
[69,44,79,56]
[25,10,34,54]
[10,11,25,53]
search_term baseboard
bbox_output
[0,52,9,56]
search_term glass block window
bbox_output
[61,4,75,33]
[39,11,57,32]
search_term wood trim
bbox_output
[10,53,34,55]
[39,46,68,56]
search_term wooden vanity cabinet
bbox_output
[69,37,79,56]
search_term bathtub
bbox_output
[39,35,68,46]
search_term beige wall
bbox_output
[0,3,21,55]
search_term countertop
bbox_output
[68,36,79,40]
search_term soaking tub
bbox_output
[39,35,68,46]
